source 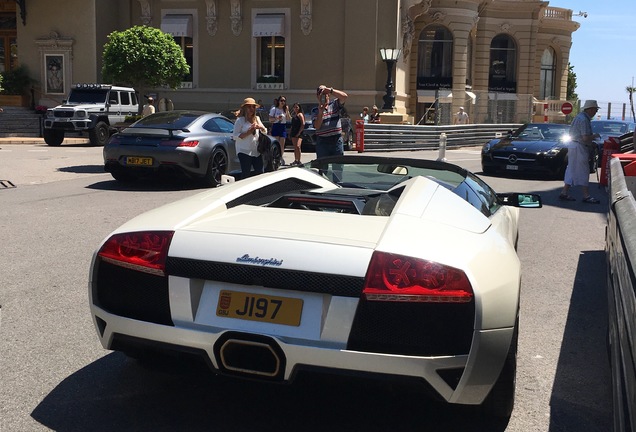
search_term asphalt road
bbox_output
[0,143,611,431]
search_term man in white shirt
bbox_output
[142,96,155,117]
[454,106,469,125]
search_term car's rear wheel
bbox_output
[89,121,110,146]
[269,141,283,171]
[343,129,353,151]
[44,129,64,146]
[481,323,517,418]
[110,167,139,182]
[203,147,228,187]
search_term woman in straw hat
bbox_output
[233,97,267,178]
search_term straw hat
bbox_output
[582,100,600,110]
[240,97,260,108]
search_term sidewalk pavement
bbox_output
[0,137,89,145]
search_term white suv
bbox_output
[43,84,139,146]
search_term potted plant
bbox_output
[0,66,34,107]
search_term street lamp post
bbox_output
[379,48,401,111]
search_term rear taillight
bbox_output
[178,140,199,147]
[97,231,174,276]
[363,251,473,303]
[159,139,199,147]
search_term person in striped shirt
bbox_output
[314,85,348,158]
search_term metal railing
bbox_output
[356,123,522,151]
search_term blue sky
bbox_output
[554,0,636,106]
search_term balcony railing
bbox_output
[541,7,572,21]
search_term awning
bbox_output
[161,15,193,38]
[488,92,518,101]
[417,89,452,103]
[253,14,285,37]
[447,91,476,104]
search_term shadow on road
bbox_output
[549,250,611,431]
[32,352,511,432]
[57,165,105,174]
[86,177,205,192]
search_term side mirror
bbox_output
[378,164,409,175]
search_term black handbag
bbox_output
[257,132,271,154]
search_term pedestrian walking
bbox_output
[233,97,267,179]
[559,99,600,204]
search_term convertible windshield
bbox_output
[591,121,632,135]
[514,123,570,141]
[308,156,466,190]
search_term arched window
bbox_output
[417,25,453,90]
[488,34,517,93]
[539,47,556,99]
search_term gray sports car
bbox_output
[103,111,283,186]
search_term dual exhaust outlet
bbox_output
[216,334,285,380]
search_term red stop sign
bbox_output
[561,102,573,115]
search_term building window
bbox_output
[257,36,285,84]
[161,14,194,88]
[488,34,517,93]
[417,25,453,90]
[253,13,286,90]
[539,47,556,99]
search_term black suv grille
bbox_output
[54,110,75,118]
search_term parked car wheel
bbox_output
[271,141,283,171]
[89,121,110,146]
[203,147,228,187]
[344,129,354,151]
[110,167,139,183]
[44,129,64,146]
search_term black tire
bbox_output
[481,324,518,419]
[89,121,110,146]
[590,147,599,174]
[343,129,353,151]
[43,129,64,146]
[110,168,139,183]
[203,147,228,187]
[481,165,496,175]
[271,142,283,171]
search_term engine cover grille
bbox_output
[166,257,365,298]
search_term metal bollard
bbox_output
[437,132,447,162]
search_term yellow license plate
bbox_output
[216,290,303,326]
[126,156,153,166]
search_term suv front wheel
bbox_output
[89,121,110,146]
[44,129,64,146]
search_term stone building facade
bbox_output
[3,0,579,124]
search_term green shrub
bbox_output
[1,66,34,95]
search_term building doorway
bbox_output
[0,3,18,73]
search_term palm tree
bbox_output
[627,85,636,122]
